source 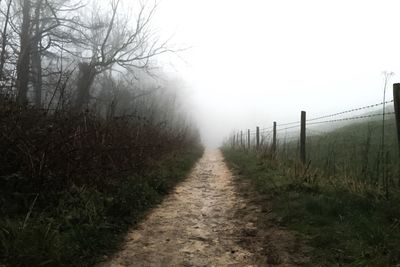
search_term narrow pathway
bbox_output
[100,150,308,267]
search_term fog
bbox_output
[148,0,400,147]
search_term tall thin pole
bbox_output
[240,131,243,148]
[300,111,306,164]
[381,72,394,153]
[256,126,260,150]
[247,129,251,150]
[393,84,400,187]
[381,72,394,156]
[381,72,394,198]
[394,84,400,159]
[272,121,277,154]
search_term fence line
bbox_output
[307,100,394,122]
[232,102,397,147]
[307,112,396,126]
[229,84,400,169]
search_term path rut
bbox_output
[100,150,309,267]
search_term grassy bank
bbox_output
[0,147,203,267]
[222,149,400,266]
[276,118,399,190]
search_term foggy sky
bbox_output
[153,0,400,147]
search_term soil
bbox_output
[99,150,310,267]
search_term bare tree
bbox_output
[3,0,172,109]
[31,0,43,106]
[0,0,12,82]
[8,0,85,105]
[16,0,31,104]
[73,0,171,111]
[31,0,88,106]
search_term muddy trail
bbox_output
[100,150,309,267]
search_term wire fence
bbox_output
[228,84,400,196]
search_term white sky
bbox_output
[151,0,400,147]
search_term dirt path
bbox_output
[100,150,309,267]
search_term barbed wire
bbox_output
[276,124,301,132]
[231,99,395,137]
[307,112,395,126]
[277,120,301,127]
[307,100,394,122]
[260,129,273,134]
[247,129,273,135]
[261,126,273,131]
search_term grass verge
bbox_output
[222,148,400,267]
[0,147,203,267]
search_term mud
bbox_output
[99,150,309,267]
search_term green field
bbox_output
[268,115,399,197]
[223,117,400,266]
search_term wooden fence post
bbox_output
[240,131,243,148]
[272,121,277,154]
[394,84,400,157]
[256,126,260,150]
[300,111,306,164]
[247,129,251,150]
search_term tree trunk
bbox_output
[16,0,31,105]
[31,0,43,106]
[74,62,96,112]
[0,0,12,82]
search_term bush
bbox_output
[0,98,203,267]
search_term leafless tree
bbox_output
[2,0,174,110]
[0,0,12,82]
[6,0,85,105]
[73,0,172,111]
[31,0,43,106]
[31,0,88,106]
[15,0,31,104]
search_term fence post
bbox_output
[256,126,260,150]
[394,84,400,157]
[247,129,251,150]
[300,111,306,164]
[272,121,277,154]
[240,130,243,148]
